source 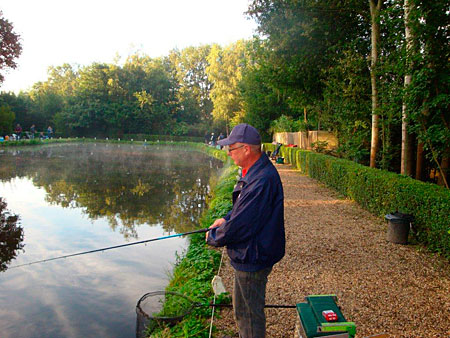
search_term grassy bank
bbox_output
[0,137,220,153]
[0,138,75,146]
[0,136,204,147]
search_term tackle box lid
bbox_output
[296,295,356,338]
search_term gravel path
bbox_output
[213,164,450,337]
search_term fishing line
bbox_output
[9,228,210,269]
[209,247,226,338]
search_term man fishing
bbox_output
[206,123,285,338]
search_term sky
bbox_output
[1,0,257,93]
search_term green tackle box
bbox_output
[296,295,356,338]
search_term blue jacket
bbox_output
[207,153,285,272]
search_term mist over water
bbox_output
[0,143,222,338]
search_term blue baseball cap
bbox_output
[217,123,261,146]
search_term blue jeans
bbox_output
[233,267,272,338]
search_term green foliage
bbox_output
[246,0,449,184]
[206,41,250,131]
[264,143,450,259]
[247,0,368,124]
[0,49,211,139]
[29,82,65,127]
[168,45,214,123]
[269,115,301,133]
[311,140,329,154]
[238,39,292,141]
[321,46,372,165]
[404,0,450,180]
[0,105,15,135]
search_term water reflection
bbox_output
[0,143,222,338]
[0,198,24,272]
[0,143,221,239]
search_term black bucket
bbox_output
[385,212,414,244]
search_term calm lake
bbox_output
[0,143,223,338]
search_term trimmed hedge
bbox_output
[264,143,450,259]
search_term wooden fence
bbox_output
[273,131,337,150]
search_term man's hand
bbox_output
[205,218,226,241]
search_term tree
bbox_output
[405,0,449,187]
[206,41,249,133]
[29,82,65,128]
[239,38,291,140]
[369,0,382,168]
[0,92,34,130]
[64,63,123,135]
[244,0,448,185]
[0,105,15,134]
[247,0,368,126]
[322,47,372,163]
[168,45,213,123]
[400,0,414,176]
[46,64,78,100]
[0,11,22,84]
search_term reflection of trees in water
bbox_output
[0,144,222,239]
[164,177,211,233]
[0,198,25,272]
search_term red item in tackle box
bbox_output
[322,310,338,322]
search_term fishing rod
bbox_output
[9,227,210,270]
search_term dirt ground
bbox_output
[212,164,450,338]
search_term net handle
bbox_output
[201,303,295,308]
[136,290,296,322]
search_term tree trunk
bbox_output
[407,132,415,176]
[437,154,449,187]
[416,142,424,180]
[369,0,382,168]
[401,0,414,176]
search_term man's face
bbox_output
[227,143,247,166]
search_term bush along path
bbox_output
[264,144,450,260]
[214,163,450,337]
[146,146,237,337]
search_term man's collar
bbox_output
[240,153,269,182]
